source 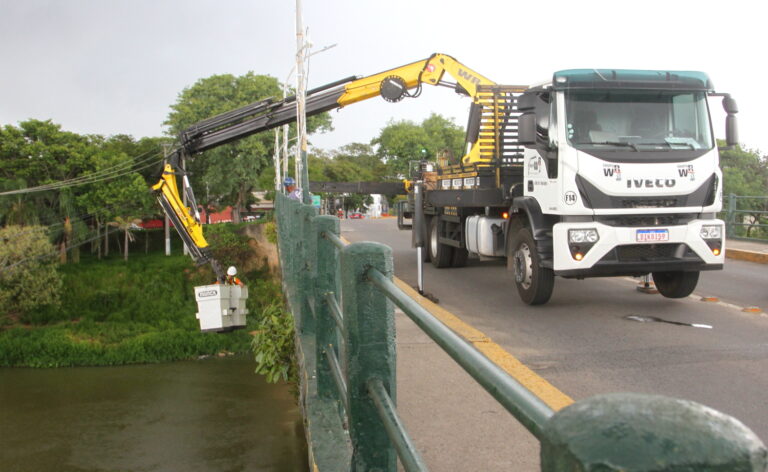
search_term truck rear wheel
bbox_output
[452,247,468,267]
[421,216,432,262]
[652,271,699,298]
[508,228,554,305]
[430,216,454,268]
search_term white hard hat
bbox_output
[227,266,237,276]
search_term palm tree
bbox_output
[108,217,143,261]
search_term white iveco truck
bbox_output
[410,68,738,305]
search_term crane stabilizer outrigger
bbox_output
[151,53,499,279]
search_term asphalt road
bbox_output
[341,218,768,442]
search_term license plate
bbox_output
[636,229,669,242]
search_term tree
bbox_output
[76,148,154,258]
[372,113,465,178]
[164,72,332,222]
[108,217,143,262]
[0,225,62,317]
[720,143,768,238]
[0,120,100,229]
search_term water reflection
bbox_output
[0,356,307,472]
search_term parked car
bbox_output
[349,212,364,219]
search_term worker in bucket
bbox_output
[224,266,244,286]
[284,176,301,201]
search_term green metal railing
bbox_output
[724,194,768,242]
[275,193,767,471]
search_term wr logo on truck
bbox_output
[458,69,480,85]
[677,165,695,181]
[603,164,622,181]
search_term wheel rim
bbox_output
[430,222,438,258]
[514,243,533,289]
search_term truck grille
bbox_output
[616,243,687,262]
[621,198,678,208]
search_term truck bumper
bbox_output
[552,219,725,278]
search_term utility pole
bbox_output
[273,129,282,192]
[295,0,311,204]
[163,145,171,256]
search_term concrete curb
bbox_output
[725,248,768,264]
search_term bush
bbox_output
[203,223,253,269]
[0,225,62,317]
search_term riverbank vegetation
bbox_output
[0,224,295,373]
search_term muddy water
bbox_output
[0,356,307,472]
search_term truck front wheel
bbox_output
[652,271,699,298]
[508,228,554,305]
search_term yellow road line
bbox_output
[342,233,573,411]
[393,278,574,412]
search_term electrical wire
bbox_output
[0,149,166,196]
[2,148,159,193]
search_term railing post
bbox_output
[313,215,340,400]
[540,393,767,471]
[297,205,317,335]
[287,199,301,312]
[341,242,396,472]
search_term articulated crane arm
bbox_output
[151,53,495,277]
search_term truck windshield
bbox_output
[565,90,714,151]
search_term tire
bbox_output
[452,246,469,267]
[422,216,432,263]
[652,271,699,298]
[429,216,454,268]
[508,227,554,305]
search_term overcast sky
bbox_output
[1,0,765,154]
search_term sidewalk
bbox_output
[394,309,541,470]
[726,238,768,264]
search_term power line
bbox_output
[0,149,166,196]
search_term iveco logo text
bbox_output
[626,179,676,188]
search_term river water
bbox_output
[0,356,308,472]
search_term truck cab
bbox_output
[512,69,738,303]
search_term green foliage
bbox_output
[250,298,296,384]
[720,143,768,197]
[0,225,62,316]
[720,143,768,239]
[263,221,278,245]
[203,223,253,269]
[0,252,254,367]
[372,113,464,177]
[0,120,100,228]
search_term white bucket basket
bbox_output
[194,284,249,333]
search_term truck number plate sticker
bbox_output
[636,229,669,242]
[464,177,475,187]
[452,179,462,189]
[441,180,451,189]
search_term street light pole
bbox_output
[295,0,310,204]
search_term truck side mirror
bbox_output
[722,96,738,114]
[722,95,739,148]
[726,114,739,147]
[519,112,536,145]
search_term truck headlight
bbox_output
[569,229,599,244]
[700,225,722,240]
[568,228,599,260]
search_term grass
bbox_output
[0,224,286,368]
